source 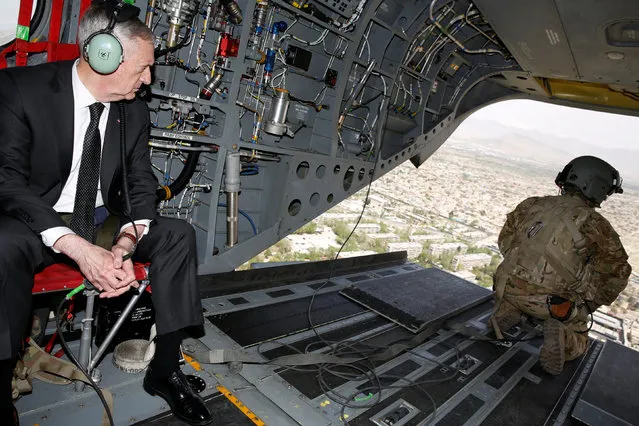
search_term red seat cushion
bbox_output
[32,263,148,294]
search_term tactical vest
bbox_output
[501,196,595,300]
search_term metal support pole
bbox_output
[226,192,238,247]
[224,151,241,247]
[89,280,150,371]
[75,291,96,392]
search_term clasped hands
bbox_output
[85,242,139,298]
[55,232,139,298]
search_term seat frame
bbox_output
[33,263,150,389]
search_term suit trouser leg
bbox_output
[133,217,204,336]
[0,215,48,421]
[0,358,16,421]
[0,215,47,360]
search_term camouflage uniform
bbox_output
[491,194,631,373]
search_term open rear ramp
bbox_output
[16,253,626,426]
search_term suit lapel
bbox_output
[49,61,75,188]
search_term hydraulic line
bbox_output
[339,60,376,128]
[149,141,218,152]
[429,0,505,56]
[145,0,157,28]
[160,0,198,47]
[156,151,202,202]
[218,203,258,235]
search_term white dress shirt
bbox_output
[40,60,150,249]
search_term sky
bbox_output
[1,2,638,151]
[464,99,639,151]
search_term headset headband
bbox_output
[94,0,141,25]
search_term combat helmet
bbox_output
[555,156,623,206]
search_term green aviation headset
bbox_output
[82,0,140,74]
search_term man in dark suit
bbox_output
[0,3,212,425]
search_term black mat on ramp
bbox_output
[340,268,492,332]
[207,291,365,347]
[572,340,639,425]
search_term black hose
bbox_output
[118,103,139,246]
[31,0,48,37]
[154,22,193,58]
[154,36,188,58]
[156,151,201,202]
[56,298,115,426]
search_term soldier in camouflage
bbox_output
[490,156,631,375]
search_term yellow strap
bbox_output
[217,385,266,426]
[182,353,202,372]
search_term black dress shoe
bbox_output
[143,367,213,425]
[0,405,18,426]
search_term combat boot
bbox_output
[494,310,522,333]
[492,303,522,335]
[539,318,566,375]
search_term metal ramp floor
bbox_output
[15,256,611,426]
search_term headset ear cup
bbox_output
[85,32,123,74]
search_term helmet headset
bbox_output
[555,155,623,207]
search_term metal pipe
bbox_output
[160,0,199,48]
[220,0,243,24]
[226,192,238,247]
[254,1,268,35]
[167,23,181,48]
[148,141,218,152]
[224,152,241,247]
[75,292,96,391]
[89,280,150,371]
[340,60,376,126]
[145,0,157,28]
[238,150,281,161]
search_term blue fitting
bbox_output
[270,21,288,35]
[264,49,276,73]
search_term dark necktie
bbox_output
[69,102,105,241]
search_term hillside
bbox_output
[422,137,639,269]
[454,117,639,185]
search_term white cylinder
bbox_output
[264,89,290,136]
